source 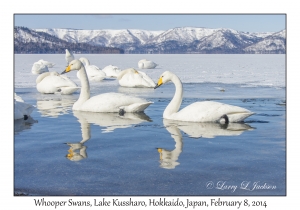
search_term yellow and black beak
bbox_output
[154,77,163,89]
[61,65,71,75]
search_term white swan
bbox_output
[154,71,254,122]
[77,57,106,82]
[61,59,153,113]
[36,71,80,95]
[14,93,24,102]
[102,65,121,78]
[38,59,55,68]
[31,59,55,74]
[117,68,156,88]
[31,62,48,75]
[14,93,34,120]
[138,59,158,69]
[65,49,75,64]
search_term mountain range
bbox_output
[14,26,286,54]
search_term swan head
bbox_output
[154,71,173,89]
[61,59,83,74]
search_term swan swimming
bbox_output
[65,49,75,64]
[61,59,153,113]
[36,71,80,94]
[102,65,121,78]
[154,71,254,123]
[77,57,106,82]
[14,93,34,120]
[138,59,158,69]
[117,68,156,88]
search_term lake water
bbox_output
[14,54,286,196]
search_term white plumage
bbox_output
[61,59,153,113]
[36,71,80,94]
[117,68,155,88]
[154,71,254,122]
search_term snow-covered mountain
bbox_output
[15,26,286,54]
[14,27,124,54]
[244,30,286,54]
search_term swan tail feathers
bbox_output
[227,112,255,122]
[123,102,153,112]
[59,87,81,95]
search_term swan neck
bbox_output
[36,72,51,84]
[117,68,133,80]
[74,65,90,109]
[80,57,90,66]
[163,74,183,118]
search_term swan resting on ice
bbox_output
[36,71,80,94]
[77,57,106,82]
[117,68,156,88]
[14,93,34,120]
[61,59,153,113]
[138,59,158,69]
[102,65,121,78]
[31,59,55,74]
[154,71,254,123]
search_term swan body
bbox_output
[14,94,34,120]
[61,59,153,112]
[102,65,121,78]
[37,59,55,68]
[14,93,24,102]
[154,71,254,122]
[31,63,48,74]
[65,49,75,64]
[36,71,80,94]
[138,59,158,69]
[77,57,106,82]
[117,68,156,88]
[31,59,55,74]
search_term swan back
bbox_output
[36,71,78,94]
[38,59,55,68]
[14,99,34,120]
[117,68,155,88]
[31,63,49,74]
[117,68,137,80]
[102,65,121,78]
[77,58,105,81]
[138,59,158,69]
[79,57,90,66]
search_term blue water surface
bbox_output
[14,83,286,196]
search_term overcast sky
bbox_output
[14,14,286,33]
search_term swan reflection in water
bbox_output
[66,110,152,161]
[36,96,76,118]
[157,119,254,169]
[14,116,38,134]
